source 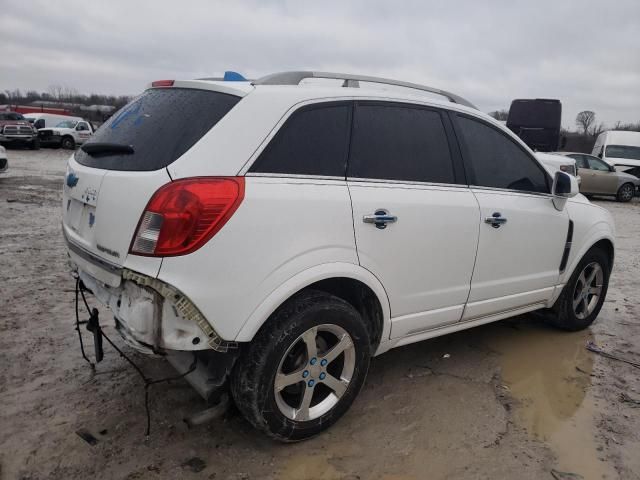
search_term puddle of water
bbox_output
[486,319,615,480]
[278,454,342,480]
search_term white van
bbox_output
[23,113,83,130]
[592,130,640,176]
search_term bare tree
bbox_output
[592,122,606,139]
[576,111,596,136]
[4,89,22,101]
[48,84,64,101]
[489,109,509,121]
[62,86,79,102]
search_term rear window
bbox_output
[57,120,78,128]
[75,88,240,171]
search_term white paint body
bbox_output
[23,113,84,129]
[536,152,577,176]
[63,79,615,357]
[593,130,640,172]
[45,120,93,145]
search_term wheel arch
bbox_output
[590,238,614,272]
[562,228,615,285]
[234,262,391,353]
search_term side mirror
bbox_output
[552,171,579,210]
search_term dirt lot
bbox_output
[1,148,639,480]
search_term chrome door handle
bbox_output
[485,212,507,228]
[363,209,397,229]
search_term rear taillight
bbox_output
[130,177,245,257]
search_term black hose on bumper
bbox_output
[74,277,197,436]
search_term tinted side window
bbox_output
[249,104,350,177]
[457,116,549,193]
[348,105,455,183]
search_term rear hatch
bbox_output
[63,86,242,283]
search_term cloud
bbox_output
[1,0,638,127]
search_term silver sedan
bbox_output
[556,152,640,202]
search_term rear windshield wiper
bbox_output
[81,143,134,156]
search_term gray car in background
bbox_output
[555,152,639,202]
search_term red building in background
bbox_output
[0,104,74,115]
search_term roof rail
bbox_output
[253,71,477,109]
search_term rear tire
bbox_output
[61,136,75,150]
[616,183,635,202]
[231,290,371,442]
[546,248,610,331]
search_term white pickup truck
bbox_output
[38,119,94,149]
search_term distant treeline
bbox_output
[1,86,131,109]
[1,86,132,123]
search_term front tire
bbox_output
[231,290,371,442]
[547,247,610,331]
[30,138,40,150]
[616,183,635,202]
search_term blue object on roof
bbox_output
[223,71,247,81]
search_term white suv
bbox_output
[63,71,615,441]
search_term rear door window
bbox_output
[348,103,455,184]
[568,154,588,169]
[75,88,240,171]
[455,115,550,193]
[249,103,351,177]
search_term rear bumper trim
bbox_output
[64,229,122,276]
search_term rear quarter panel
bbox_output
[157,177,360,341]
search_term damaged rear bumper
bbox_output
[79,269,211,353]
[65,232,236,353]
[67,237,241,403]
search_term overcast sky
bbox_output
[1,0,639,128]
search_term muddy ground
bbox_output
[1,148,639,480]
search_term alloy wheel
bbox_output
[572,262,604,320]
[620,184,634,201]
[274,324,356,421]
